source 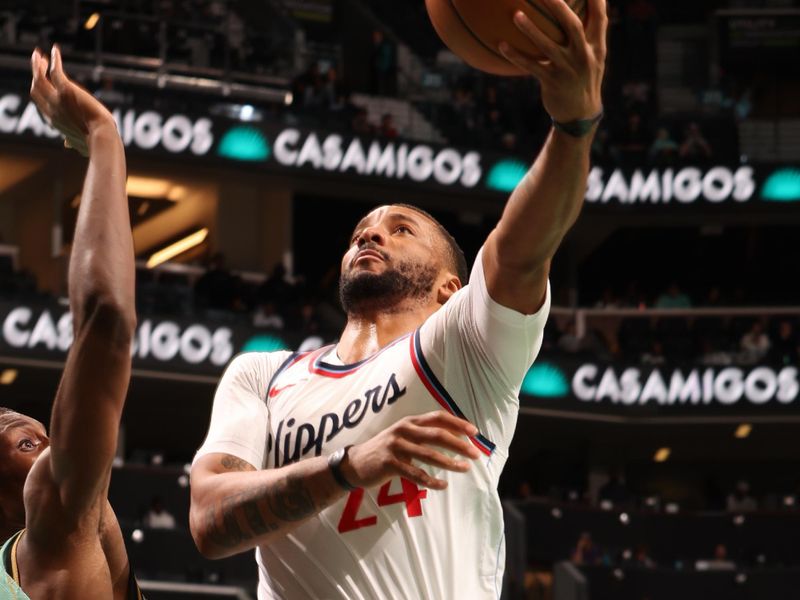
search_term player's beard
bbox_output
[339,257,438,316]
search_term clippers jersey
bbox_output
[195,248,550,600]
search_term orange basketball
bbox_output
[425,0,587,76]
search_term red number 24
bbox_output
[337,478,428,533]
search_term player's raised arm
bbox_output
[483,0,607,314]
[27,46,135,523]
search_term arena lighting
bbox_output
[126,176,169,198]
[145,228,208,268]
[735,423,752,439]
[0,369,18,385]
[619,512,630,525]
[83,12,100,30]
[131,529,144,543]
[550,507,562,519]
[733,514,746,526]
[653,447,671,463]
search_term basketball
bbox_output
[425,0,587,75]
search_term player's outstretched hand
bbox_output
[341,411,482,491]
[30,45,117,157]
[498,0,606,123]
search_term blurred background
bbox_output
[0,0,799,598]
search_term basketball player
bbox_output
[0,46,143,599]
[190,0,607,598]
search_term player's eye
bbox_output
[18,439,35,450]
[395,225,412,235]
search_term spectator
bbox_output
[655,282,691,309]
[740,321,770,364]
[648,127,679,165]
[144,496,177,530]
[590,127,618,164]
[557,321,582,354]
[727,480,758,512]
[195,253,237,311]
[679,122,713,161]
[351,106,374,136]
[571,532,602,565]
[631,544,656,569]
[378,113,399,139]
[369,29,396,95]
[598,472,630,508]
[696,544,736,571]
[615,112,650,164]
[640,340,666,365]
[770,320,798,365]
[253,300,285,330]
[93,76,126,105]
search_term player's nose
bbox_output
[357,225,386,246]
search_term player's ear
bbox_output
[436,273,461,305]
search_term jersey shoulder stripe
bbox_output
[409,329,496,455]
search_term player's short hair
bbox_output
[0,407,24,435]
[393,204,469,285]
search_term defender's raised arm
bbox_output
[28,45,135,522]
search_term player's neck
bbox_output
[337,304,437,363]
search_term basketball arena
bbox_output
[1,1,799,599]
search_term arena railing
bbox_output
[0,10,292,104]
[550,305,800,356]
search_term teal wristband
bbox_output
[552,110,604,138]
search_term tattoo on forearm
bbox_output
[206,476,316,549]
[266,477,316,522]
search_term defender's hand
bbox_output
[340,411,483,491]
[498,0,607,123]
[30,45,117,157]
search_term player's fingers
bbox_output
[408,425,481,460]
[499,42,552,80]
[538,0,585,46]
[511,11,563,63]
[414,411,477,436]
[585,0,608,50]
[395,439,471,472]
[394,460,447,490]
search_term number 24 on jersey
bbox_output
[338,478,428,533]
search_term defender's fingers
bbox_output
[49,44,68,88]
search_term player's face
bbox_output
[0,415,50,485]
[339,205,448,313]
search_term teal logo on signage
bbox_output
[218,126,271,161]
[761,168,800,202]
[521,362,569,398]
[241,333,288,352]
[485,159,528,193]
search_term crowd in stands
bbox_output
[1,0,752,161]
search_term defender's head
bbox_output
[0,408,49,490]
[339,204,468,316]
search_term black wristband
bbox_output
[552,110,604,138]
[328,445,357,491]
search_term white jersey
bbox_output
[195,248,550,600]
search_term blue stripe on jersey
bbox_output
[410,329,496,455]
